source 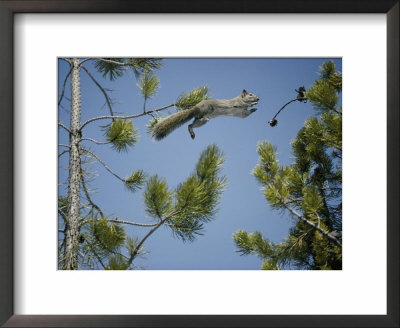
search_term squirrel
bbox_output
[152,90,259,140]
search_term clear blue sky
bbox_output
[58,58,342,270]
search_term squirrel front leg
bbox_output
[247,107,258,115]
[237,107,257,118]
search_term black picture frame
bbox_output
[0,1,398,327]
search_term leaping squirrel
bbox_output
[152,90,259,140]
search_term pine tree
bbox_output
[58,58,225,270]
[234,61,342,270]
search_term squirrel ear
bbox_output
[242,89,247,96]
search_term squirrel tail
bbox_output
[152,107,198,140]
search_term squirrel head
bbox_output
[241,90,259,104]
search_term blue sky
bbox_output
[58,58,342,270]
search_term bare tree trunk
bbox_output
[64,58,82,270]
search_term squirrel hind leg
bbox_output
[188,125,195,139]
[188,117,209,139]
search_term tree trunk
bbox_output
[64,58,82,270]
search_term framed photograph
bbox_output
[1,1,398,327]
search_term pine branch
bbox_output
[58,208,67,222]
[59,144,71,149]
[78,58,92,65]
[81,65,115,117]
[87,242,107,269]
[59,58,71,64]
[108,218,158,227]
[282,200,341,247]
[58,238,65,252]
[143,98,147,113]
[58,149,69,158]
[80,166,104,219]
[91,58,132,66]
[128,217,167,265]
[81,148,125,182]
[79,217,158,228]
[318,187,331,225]
[81,137,112,145]
[332,108,342,115]
[128,206,182,265]
[80,103,175,130]
[58,69,72,106]
[288,228,314,251]
[58,121,71,133]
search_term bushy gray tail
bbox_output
[152,107,198,140]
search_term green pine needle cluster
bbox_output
[175,85,210,110]
[292,115,342,177]
[261,260,279,270]
[104,119,139,152]
[78,217,128,269]
[306,80,338,111]
[105,254,129,270]
[94,58,124,81]
[125,170,147,192]
[144,175,173,218]
[90,218,126,253]
[94,58,162,81]
[78,215,141,270]
[127,58,163,78]
[136,72,160,101]
[104,237,138,270]
[306,61,342,112]
[143,144,227,242]
[234,230,273,257]
[234,61,342,270]
[319,61,342,91]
